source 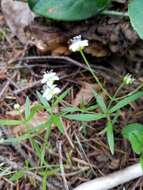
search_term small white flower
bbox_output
[43,84,61,101]
[14,103,20,110]
[69,35,88,52]
[41,71,59,86]
[123,73,135,85]
[0,138,4,144]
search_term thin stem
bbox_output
[80,50,112,100]
[115,82,143,101]
[108,82,124,109]
[101,10,128,17]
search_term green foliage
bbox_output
[122,123,143,167]
[37,91,51,113]
[25,96,31,120]
[110,91,143,113]
[128,0,143,39]
[28,0,143,39]
[122,123,143,154]
[64,113,106,121]
[28,0,111,21]
[52,115,64,134]
[93,91,107,113]
[106,118,114,155]
[0,119,23,126]
[10,171,25,181]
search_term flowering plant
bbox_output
[41,71,61,101]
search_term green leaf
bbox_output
[0,119,22,126]
[110,91,143,113]
[37,91,51,113]
[122,123,143,154]
[62,106,81,113]
[128,0,143,39]
[140,155,143,170]
[106,119,114,155]
[122,123,143,139]
[28,0,111,21]
[10,171,25,181]
[93,91,107,113]
[25,96,30,120]
[64,113,105,121]
[129,133,142,154]
[86,105,98,111]
[32,139,42,158]
[28,103,44,121]
[52,115,64,134]
[6,134,31,144]
[53,89,69,107]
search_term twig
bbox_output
[13,80,41,95]
[0,72,17,99]
[0,126,36,167]
[73,163,143,190]
[0,155,57,190]
[58,141,69,190]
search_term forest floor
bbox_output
[0,0,143,190]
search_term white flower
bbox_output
[69,35,88,52]
[41,71,59,86]
[14,103,20,110]
[0,138,4,144]
[43,84,61,101]
[123,73,135,85]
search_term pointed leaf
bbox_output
[0,119,23,126]
[110,91,143,113]
[106,119,114,155]
[64,113,105,121]
[93,91,107,113]
[52,115,64,134]
[25,96,30,120]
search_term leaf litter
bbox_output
[0,0,143,189]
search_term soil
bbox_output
[0,1,143,190]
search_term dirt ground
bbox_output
[0,1,143,190]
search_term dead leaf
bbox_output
[12,111,49,136]
[109,159,120,170]
[1,0,35,43]
[6,102,59,136]
[30,23,68,55]
[85,43,108,57]
[72,82,100,106]
[52,46,69,55]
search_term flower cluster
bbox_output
[123,73,135,85]
[41,71,61,101]
[69,35,88,52]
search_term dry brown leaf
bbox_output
[1,0,35,43]
[30,23,69,55]
[85,43,108,57]
[12,111,49,136]
[72,82,100,106]
[6,101,49,135]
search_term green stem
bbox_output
[115,82,143,101]
[101,10,128,17]
[80,49,112,100]
[108,82,124,109]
